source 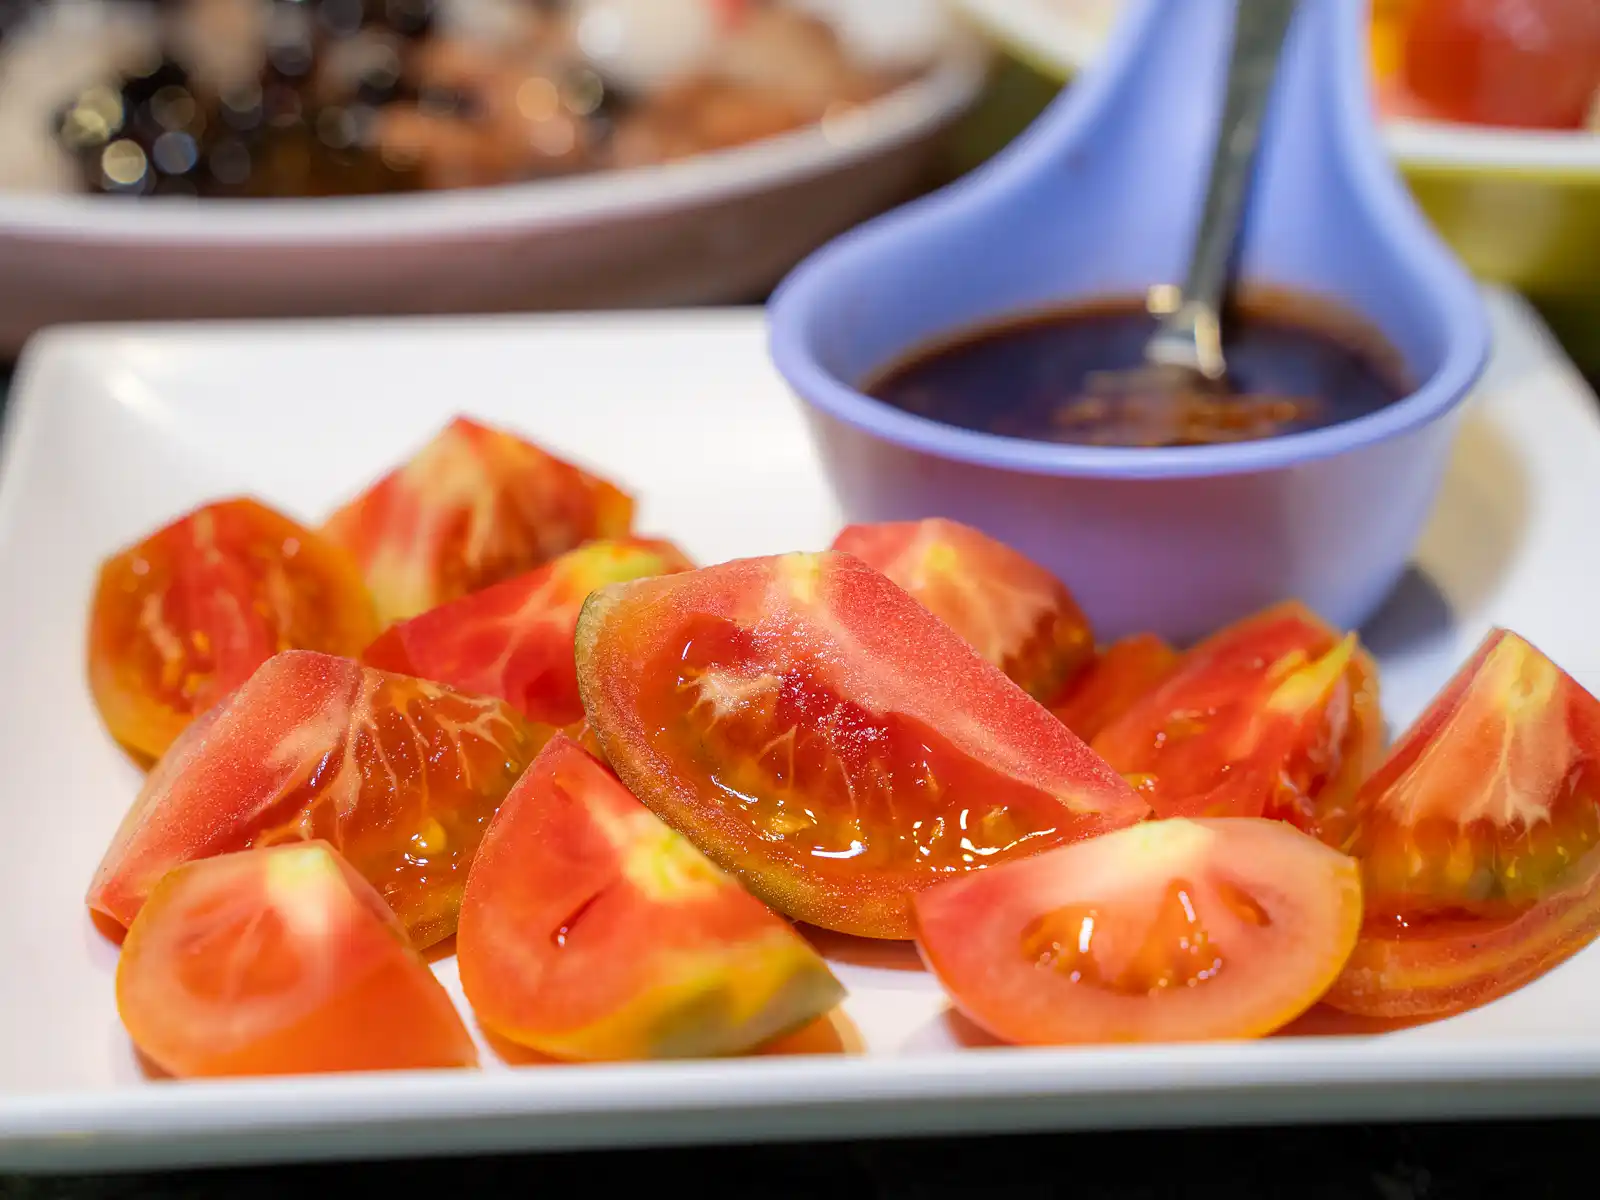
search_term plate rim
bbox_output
[10,1036,1600,1171]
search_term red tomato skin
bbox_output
[831,519,1094,702]
[323,417,634,625]
[576,551,1147,940]
[912,818,1364,1045]
[1324,857,1600,1019]
[1091,602,1382,834]
[1401,0,1600,129]
[117,842,476,1077]
[457,736,843,1061]
[361,537,693,726]
[1050,634,1180,742]
[88,649,548,946]
[88,497,378,762]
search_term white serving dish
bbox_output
[2,288,1600,1172]
[0,53,981,357]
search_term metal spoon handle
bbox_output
[1147,0,1302,379]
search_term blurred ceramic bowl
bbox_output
[771,0,1489,644]
[0,50,982,355]
[952,0,1600,376]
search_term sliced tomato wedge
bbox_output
[1331,629,1600,916]
[323,416,634,625]
[1322,629,1600,1019]
[88,498,378,762]
[458,735,843,1061]
[913,817,1363,1044]
[1323,866,1600,1019]
[363,537,693,726]
[1051,634,1180,742]
[831,519,1094,702]
[117,842,476,1077]
[576,551,1146,940]
[1091,602,1382,832]
[88,649,549,947]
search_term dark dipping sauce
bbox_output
[866,292,1411,449]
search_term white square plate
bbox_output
[3,290,1600,1173]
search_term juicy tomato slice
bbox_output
[1090,602,1383,833]
[323,416,634,625]
[914,818,1363,1044]
[576,551,1146,940]
[1400,0,1600,129]
[1323,859,1600,1019]
[88,498,379,762]
[362,537,693,726]
[1051,634,1180,742]
[88,649,549,947]
[458,735,843,1061]
[117,842,476,1077]
[831,519,1094,702]
[1329,629,1600,921]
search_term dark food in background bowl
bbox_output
[867,291,1412,448]
[18,0,950,197]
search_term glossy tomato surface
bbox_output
[576,551,1146,939]
[88,498,378,762]
[117,842,476,1077]
[1091,603,1382,832]
[832,519,1094,702]
[458,735,843,1061]
[1401,0,1600,129]
[1333,629,1600,916]
[324,417,634,625]
[1323,865,1600,1019]
[363,537,692,726]
[1323,630,1600,1019]
[1051,634,1180,742]
[913,818,1363,1044]
[89,649,548,947]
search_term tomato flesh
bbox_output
[117,842,476,1077]
[457,735,843,1060]
[1335,630,1600,918]
[1323,859,1600,1019]
[324,417,634,625]
[576,552,1146,939]
[1051,634,1180,742]
[363,537,692,726]
[1091,603,1382,833]
[88,498,378,762]
[831,519,1094,702]
[88,649,549,947]
[1321,629,1600,1019]
[913,818,1363,1044]
[1401,0,1600,129]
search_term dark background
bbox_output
[3,1119,1595,1197]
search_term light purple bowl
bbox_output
[767,0,1489,644]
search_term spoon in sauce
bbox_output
[1074,0,1317,447]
